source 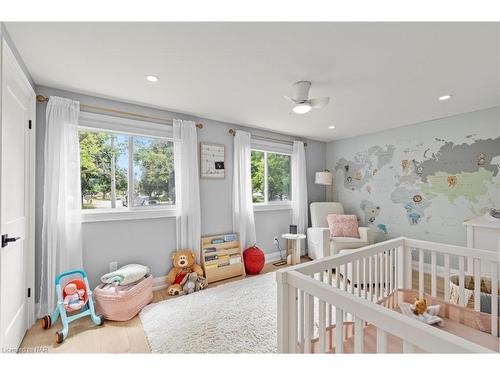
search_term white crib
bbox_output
[276,237,499,353]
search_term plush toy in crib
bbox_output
[403,297,442,325]
[63,282,86,312]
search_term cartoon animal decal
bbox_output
[412,194,422,204]
[360,200,381,225]
[354,171,362,180]
[477,153,486,166]
[373,169,378,176]
[412,160,423,175]
[409,212,421,225]
[366,185,372,194]
[447,175,457,187]
[401,159,409,171]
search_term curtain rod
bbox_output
[228,128,307,147]
[36,95,203,129]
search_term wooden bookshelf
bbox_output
[201,234,246,283]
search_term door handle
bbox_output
[1,234,21,248]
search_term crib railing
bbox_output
[277,237,499,353]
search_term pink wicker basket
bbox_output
[94,275,153,321]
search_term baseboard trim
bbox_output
[153,275,168,291]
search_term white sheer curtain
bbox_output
[39,96,82,317]
[232,130,256,249]
[173,119,201,256]
[292,141,308,235]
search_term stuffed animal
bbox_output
[63,283,86,312]
[166,249,203,296]
[412,297,427,315]
[195,275,207,292]
[181,272,198,295]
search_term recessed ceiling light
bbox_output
[146,75,159,82]
[438,94,452,101]
[292,103,312,114]
[328,125,336,129]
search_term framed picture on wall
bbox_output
[200,142,225,179]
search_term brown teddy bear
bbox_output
[412,297,427,315]
[167,250,203,296]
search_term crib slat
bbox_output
[327,268,332,326]
[354,316,364,353]
[369,256,373,301]
[405,247,413,289]
[419,249,424,299]
[304,292,313,353]
[431,251,437,298]
[335,307,344,353]
[474,259,481,312]
[374,254,379,301]
[459,256,465,307]
[363,257,368,300]
[376,328,387,353]
[334,266,340,288]
[385,250,389,297]
[342,264,348,292]
[444,254,450,301]
[318,300,326,353]
[389,249,394,293]
[288,286,298,353]
[378,253,384,298]
[298,290,304,350]
[491,263,498,337]
[357,259,361,297]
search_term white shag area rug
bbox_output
[139,272,278,353]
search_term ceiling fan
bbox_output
[284,81,330,114]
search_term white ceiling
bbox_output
[6,22,499,141]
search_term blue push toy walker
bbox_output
[40,269,104,343]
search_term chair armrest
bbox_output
[358,227,374,244]
[306,227,331,259]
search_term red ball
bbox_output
[243,246,265,275]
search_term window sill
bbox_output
[253,203,293,212]
[81,208,176,223]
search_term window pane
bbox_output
[79,130,129,209]
[267,153,291,202]
[251,150,265,203]
[132,136,175,207]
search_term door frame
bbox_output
[0,39,36,350]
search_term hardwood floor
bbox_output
[20,257,308,353]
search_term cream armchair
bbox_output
[307,202,374,260]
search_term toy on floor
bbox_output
[167,249,204,296]
[39,269,103,343]
[180,272,207,295]
[399,297,443,326]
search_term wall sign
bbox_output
[200,142,225,179]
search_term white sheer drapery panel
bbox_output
[292,141,308,235]
[173,119,201,257]
[39,96,82,317]
[232,130,256,249]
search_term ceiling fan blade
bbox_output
[310,97,330,108]
[284,95,298,104]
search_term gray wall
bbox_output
[35,86,326,290]
[326,107,500,246]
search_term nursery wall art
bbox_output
[200,142,225,179]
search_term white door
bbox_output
[0,42,35,351]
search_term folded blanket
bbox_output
[101,264,150,286]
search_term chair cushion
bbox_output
[327,214,360,238]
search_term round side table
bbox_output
[281,233,306,265]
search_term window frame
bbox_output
[250,147,293,211]
[78,112,176,222]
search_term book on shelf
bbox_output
[205,255,218,262]
[229,255,242,265]
[204,247,217,253]
[205,263,218,270]
[224,233,238,242]
[211,238,224,244]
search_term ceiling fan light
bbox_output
[293,103,312,114]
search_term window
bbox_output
[78,114,175,217]
[251,150,291,205]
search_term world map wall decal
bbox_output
[333,133,500,244]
